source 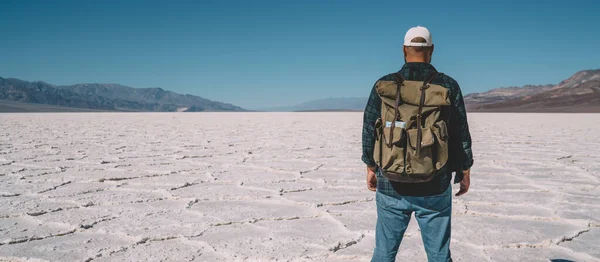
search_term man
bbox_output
[361,26,474,262]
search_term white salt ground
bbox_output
[0,112,598,262]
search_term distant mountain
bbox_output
[0,77,245,112]
[464,84,555,105]
[261,97,367,112]
[465,69,600,112]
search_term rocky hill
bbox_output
[465,69,600,112]
[0,77,245,112]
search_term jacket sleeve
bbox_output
[361,83,382,167]
[450,82,474,173]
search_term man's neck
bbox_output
[405,56,429,63]
[405,58,429,63]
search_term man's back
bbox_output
[362,62,473,197]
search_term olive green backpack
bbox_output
[373,72,451,183]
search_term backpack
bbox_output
[373,71,451,183]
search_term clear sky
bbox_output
[1,0,599,109]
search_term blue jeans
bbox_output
[372,184,452,262]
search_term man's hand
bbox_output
[455,169,470,197]
[367,166,377,192]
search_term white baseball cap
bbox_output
[404,26,433,47]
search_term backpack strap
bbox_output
[423,71,438,84]
[392,72,405,84]
[415,71,438,154]
[388,73,405,148]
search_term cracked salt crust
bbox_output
[0,112,599,261]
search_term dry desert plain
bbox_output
[0,112,599,262]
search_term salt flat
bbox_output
[0,112,599,262]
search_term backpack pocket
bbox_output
[406,128,435,176]
[374,120,406,174]
[432,121,449,170]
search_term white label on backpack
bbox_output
[385,121,406,129]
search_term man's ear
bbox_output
[428,44,435,63]
[403,46,408,58]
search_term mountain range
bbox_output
[0,77,245,112]
[2,69,599,113]
[464,69,600,112]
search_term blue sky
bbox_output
[1,0,599,109]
